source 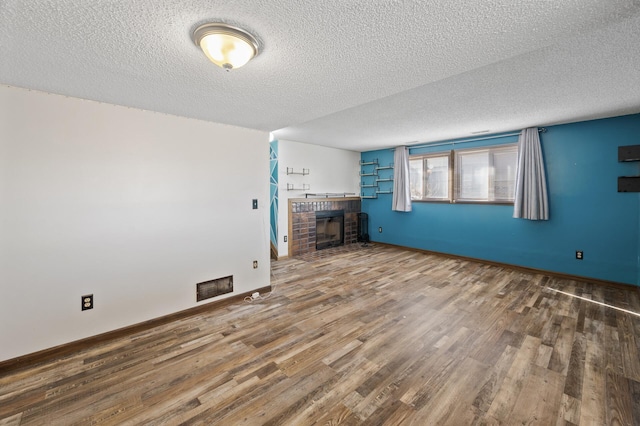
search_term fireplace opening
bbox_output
[315,210,344,250]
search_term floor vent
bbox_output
[196,275,233,302]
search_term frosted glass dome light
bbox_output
[193,23,259,71]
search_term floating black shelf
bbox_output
[618,176,640,192]
[618,145,640,192]
[618,145,640,162]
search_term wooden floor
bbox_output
[1,244,640,425]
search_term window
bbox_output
[409,144,517,204]
[455,145,517,203]
[409,153,451,201]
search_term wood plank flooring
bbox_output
[1,244,640,425]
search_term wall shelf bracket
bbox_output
[286,167,309,176]
[287,183,310,191]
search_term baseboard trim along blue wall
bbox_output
[361,113,640,286]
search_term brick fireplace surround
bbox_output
[288,197,361,257]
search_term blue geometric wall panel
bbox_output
[269,141,278,247]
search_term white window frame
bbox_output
[453,144,518,204]
[409,151,452,202]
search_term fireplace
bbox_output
[315,210,344,250]
[288,197,360,257]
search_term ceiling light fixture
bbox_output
[193,23,259,71]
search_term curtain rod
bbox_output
[392,128,547,151]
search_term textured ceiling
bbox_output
[1,0,640,152]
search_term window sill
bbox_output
[453,200,514,205]
[410,199,515,206]
[411,199,451,204]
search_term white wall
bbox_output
[0,86,270,361]
[276,139,360,257]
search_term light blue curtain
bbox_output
[513,128,549,220]
[392,146,412,212]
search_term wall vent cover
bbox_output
[197,275,233,302]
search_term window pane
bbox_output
[409,158,423,200]
[425,156,449,199]
[458,151,488,200]
[493,149,517,200]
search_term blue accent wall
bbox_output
[361,114,640,286]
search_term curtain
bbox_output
[513,127,549,220]
[392,146,412,212]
